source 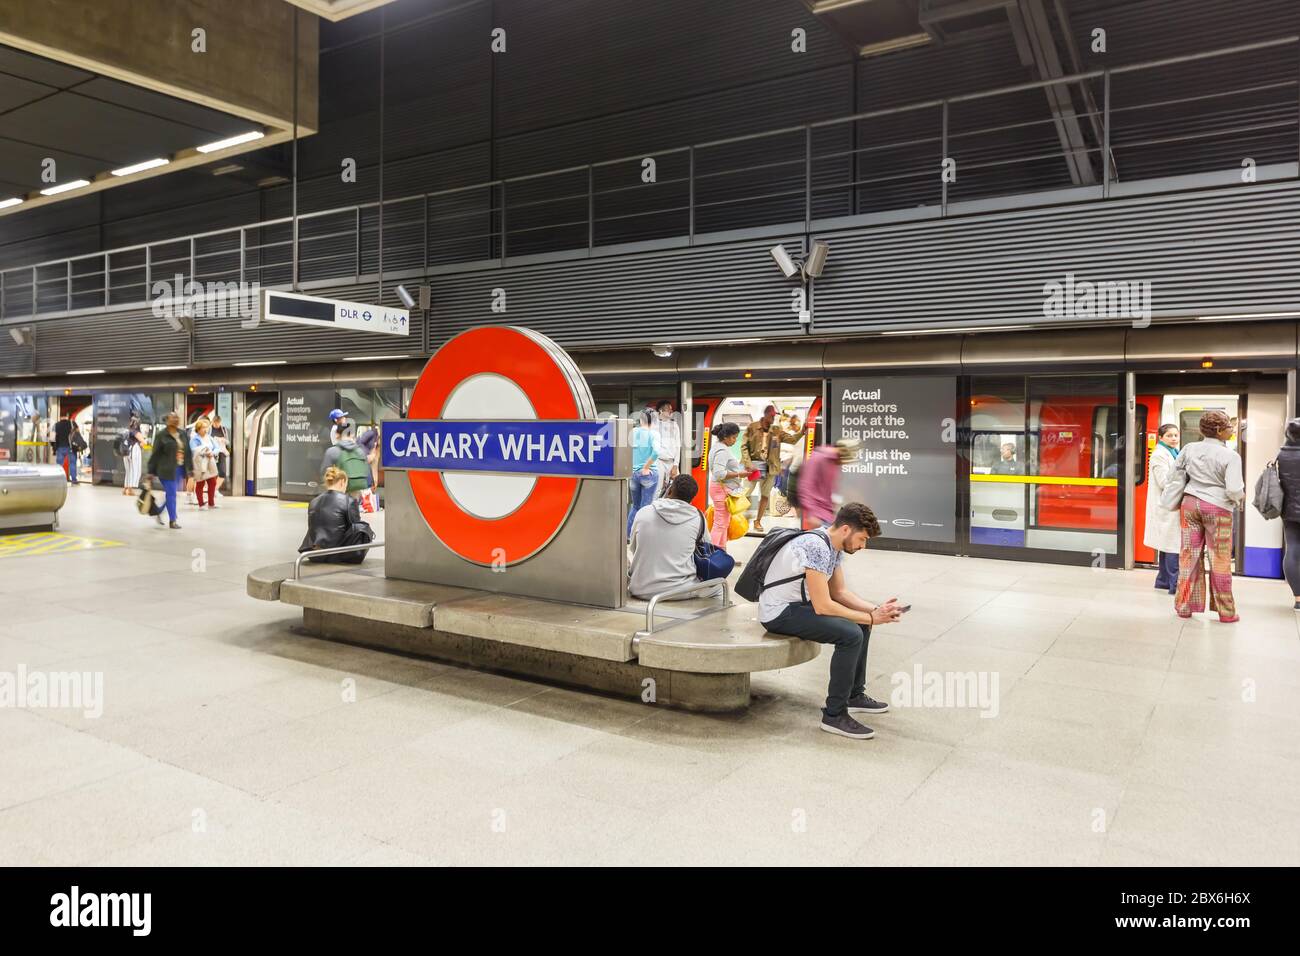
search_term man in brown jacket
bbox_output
[741,404,807,532]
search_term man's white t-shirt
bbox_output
[758,529,842,624]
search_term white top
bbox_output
[758,529,841,624]
[652,415,681,468]
[1175,437,1244,512]
[709,444,743,495]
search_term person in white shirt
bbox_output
[650,400,681,496]
[1171,410,1244,623]
[759,502,903,740]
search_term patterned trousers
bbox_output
[1175,495,1235,617]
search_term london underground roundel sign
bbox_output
[382,326,611,566]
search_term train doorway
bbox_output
[691,385,823,534]
[1132,371,1288,579]
[244,393,280,497]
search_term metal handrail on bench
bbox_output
[292,540,385,580]
[634,579,732,643]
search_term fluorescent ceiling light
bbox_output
[40,180,91,196]
[196,131,264,153]
[112,158,170,176]
[0,197,22,209]
[66,369,105,375]
[143,365,188,371]
[233,360,287,367]
[1197,312,1300,321]
[343,355,409,361]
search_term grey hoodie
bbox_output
[628,497,704,599]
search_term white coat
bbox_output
[1143,442,1182,554]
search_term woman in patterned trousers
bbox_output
[1173,411,1245,623]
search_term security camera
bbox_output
[395,285,416,309]
[805,240,829,278]
[769,244,800,279]
[651,344,673,358]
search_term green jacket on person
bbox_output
[147,428,194,481]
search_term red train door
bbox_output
[689,396,722,513]
[1133,394,1160,564]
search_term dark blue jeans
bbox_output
[55,446,77,483]
[627,466,659,537]
[764,602,871,717]
[1154,550,1178,594]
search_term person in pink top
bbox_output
[799,439,860,530]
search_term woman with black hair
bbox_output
[707,421,745,549]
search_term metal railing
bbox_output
[1,36,1296,323]
[293,540,384,579]
[634,579,733,642]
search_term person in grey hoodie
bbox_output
[628,474,706,599]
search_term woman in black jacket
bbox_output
[299,466,374,564]
[145,412,193,529]
[1275,418,1300,607]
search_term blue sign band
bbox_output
[382,420,616,478]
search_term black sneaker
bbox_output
[847,694,890,715]
[820,712,874,740]
[169,521,182,530]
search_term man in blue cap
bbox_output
[328,408,349,445]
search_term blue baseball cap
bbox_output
[329,408,346,421]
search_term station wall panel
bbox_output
[810,178,1300,332]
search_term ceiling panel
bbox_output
[0,93,228,166]
[0,45,91,88]
[72,76,248,137]
[0,139,108,191]
[0,73,54,113]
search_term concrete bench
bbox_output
[246,564,818,711]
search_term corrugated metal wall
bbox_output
[812,178,1300,331]
[427,235,810,349]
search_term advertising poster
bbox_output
[93,393,153,485]
[831,376,957,543]
[280,388,337,500]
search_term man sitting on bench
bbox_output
[759,502,902,740]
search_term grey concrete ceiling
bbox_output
[0,44,254,200]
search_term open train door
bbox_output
[1132,393,1161,565]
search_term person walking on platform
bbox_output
[741,404,806,533]
[1272,418,1300,609]
[146,412,193,530]
[1173,411,1245,623]
[707,422,745,549]
[627,409,662,537]
[1144,423,1181,595]
[798,439,859,530]
[189,418,220,509]
[52,412,77,485]
[122,415,145,496]
[210,415,230,500]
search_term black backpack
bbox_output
[734,528,821,602]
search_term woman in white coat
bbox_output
[1144,423,1182,594]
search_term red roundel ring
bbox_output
[405,326,584,566]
